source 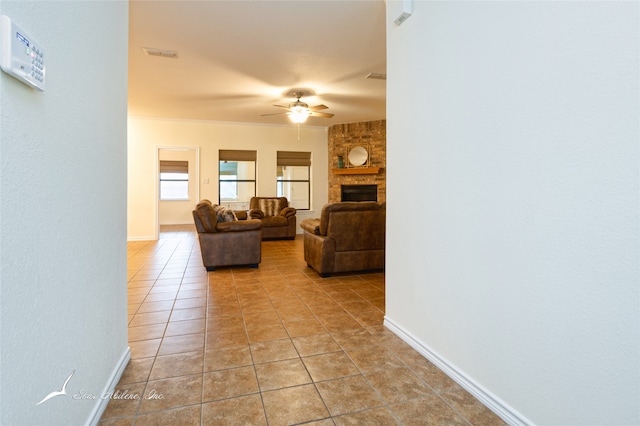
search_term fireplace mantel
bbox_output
[332,167,381,175]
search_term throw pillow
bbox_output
[213,205,238,223]
[259,199,279,217]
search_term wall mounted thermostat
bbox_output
[1,15,45,91]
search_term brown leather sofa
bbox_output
[300,202,385,277]
[192,200,262,271]
[249,197,297,240]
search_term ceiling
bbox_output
[128,1,387,127]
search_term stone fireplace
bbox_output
[328,120,386,204]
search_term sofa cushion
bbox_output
[259,198,281,217]
[214,205,238,222]
[260,215,288,227]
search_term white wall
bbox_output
[128,117,328,240]
[0,2,129,425]
[385,1,639,425]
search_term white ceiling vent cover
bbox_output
[142,48,178,58]
[366,72,386,80]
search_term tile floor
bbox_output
[99,224,505,425]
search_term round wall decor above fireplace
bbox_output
[348,146,368,166]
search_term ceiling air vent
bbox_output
[142,47,178,59]
[366,72,386,80]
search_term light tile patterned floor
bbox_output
[99,224,505,425]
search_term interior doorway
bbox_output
[156,147,200,238]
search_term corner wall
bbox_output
[385,1,639,425]
[0,2,129,424]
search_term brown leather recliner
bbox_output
[192,200,262,271]
[248,197,297,240]
[300,202,385,277]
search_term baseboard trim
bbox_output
[127,236,156,241]
[383,317,530,426]
[86,346,131,426]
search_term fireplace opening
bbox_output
[341,184,378,202]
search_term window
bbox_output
[219,150,256,209]
[277,151,310,210]
[159,160,189,200]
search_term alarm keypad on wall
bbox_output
[1,15,46,91]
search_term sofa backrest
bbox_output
[250,197,289,217]
[194,200,217,232]
[319,202,385,252]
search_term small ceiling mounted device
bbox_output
[142,47,178,59]
[261,91,334,123]
[365,72,387,80]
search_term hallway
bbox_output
[99,225,503,425]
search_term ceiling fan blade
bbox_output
[272,104,291,110]
[260,111,288,116]
[309,104,329,111]
[309,111,335,118]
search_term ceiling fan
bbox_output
[261,91,335,123]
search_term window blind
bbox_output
[277,151,311,167]
[219,150,257,162]
[159,160,188,173]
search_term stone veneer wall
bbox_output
[328,120,386,204]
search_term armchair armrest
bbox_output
[300,218,321,235]
[249,209,264,219]
[280,207,296,218]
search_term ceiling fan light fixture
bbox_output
[261,91,332,123]
[288,106,310,123]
